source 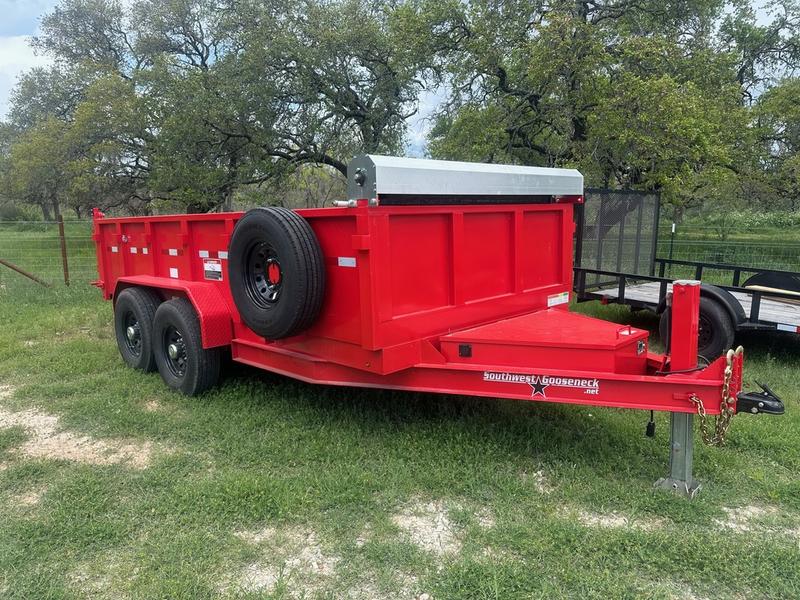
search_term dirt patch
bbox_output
[521,469,553,494]
[11,487,45,507]
[0,385,14,401]
[0,407,156,469]
[392,499,461,556]
[70,557,135,600]
[715,505,798,538]
[227,525,340,596]
[715,505,777,533]
[392,498,494,557]
[567,508,665,531]
[143,399,162,413]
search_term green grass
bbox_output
[1,283,799,599]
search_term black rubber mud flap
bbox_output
[228,207,325,340]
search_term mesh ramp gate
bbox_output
[575,189,660,288]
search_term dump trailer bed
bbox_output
[92,154,784,496]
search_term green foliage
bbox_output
[2,0,800,215]
[420,0,800,212]
[2,0,436,214]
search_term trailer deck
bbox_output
[593,280,800,330]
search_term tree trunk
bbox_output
[50,195,61,219]
[40,202,52,221]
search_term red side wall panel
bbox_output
[94,203,574,371]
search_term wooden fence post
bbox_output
[58,215,70,286]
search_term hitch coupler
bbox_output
[736,381,785,415]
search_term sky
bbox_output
[0,1,57,118]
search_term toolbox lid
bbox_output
[347,154,583,204]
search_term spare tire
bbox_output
[228,207,325,339]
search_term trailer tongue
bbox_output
[92,154,783,496]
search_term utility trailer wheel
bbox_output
[153,298,221,396]
[660,296,734,360]
[114,287,160,372]
[228,207,325,340]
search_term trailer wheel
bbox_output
[659,296,734,360]
[153,298,221,396]
[228,207,325,339]
[114,287,160,372]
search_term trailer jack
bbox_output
[736,381,785,415]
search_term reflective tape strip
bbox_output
[547,291,569,307]
[776,323,799,333]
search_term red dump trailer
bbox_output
[92,155,782,495]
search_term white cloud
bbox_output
[0,35,52,119]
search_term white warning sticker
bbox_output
[130,247,138,254]
[198,250,209,258]
[777,323,798,333]
[203,258,223,281]
[547,291,569,307]
[168,248,179,256]
[218,251,228,260]
[338,256,357,268]
[169,267,179,279]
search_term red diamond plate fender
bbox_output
[114,275,233,349]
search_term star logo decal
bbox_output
[529,378,549,398]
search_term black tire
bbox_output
[659,296,735,361]
[114,287,160,372]
[228,207,325,339]
[153,298,221,396]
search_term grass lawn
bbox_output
[0,281,798,599]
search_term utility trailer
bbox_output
[574,190,800,359]
[92,155,783,496]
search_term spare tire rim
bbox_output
[245,241,282,307]
[123,312,142,356]
[163,325,187,377]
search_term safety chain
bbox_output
[690,346,744,447]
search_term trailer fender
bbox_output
[656,284,745,326]
[114,276,233,349]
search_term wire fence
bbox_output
[656,224,800,281]
[0,220,96,292]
